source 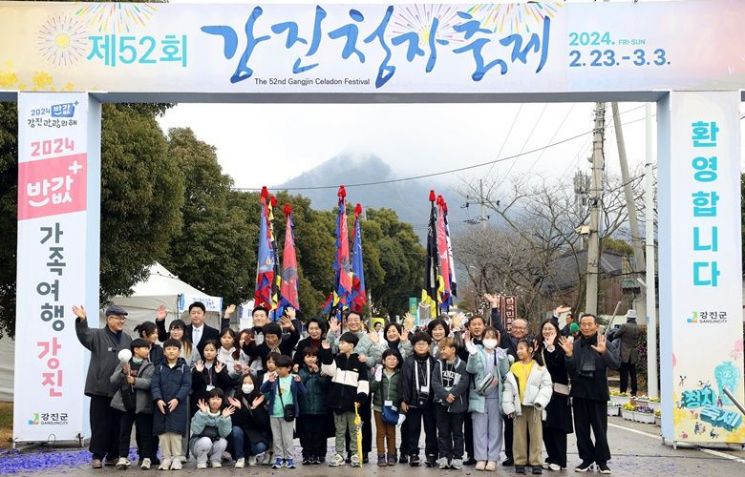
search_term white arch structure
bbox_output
[1,1,743,447]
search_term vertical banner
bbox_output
[658,91,745,444]
[13,93,101,443]
[499,296,518,333]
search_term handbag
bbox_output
[199,425,220,442]
[474,351,499,397]
[278,382,295,422]
[541,349,570,396]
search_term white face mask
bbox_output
[483,339,498,350]
[241,384,254,394]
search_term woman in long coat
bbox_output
[535,319,573,471]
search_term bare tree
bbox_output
[455,171,652,319]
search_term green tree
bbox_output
[162,128,254,306]
[0,103,18,337]
[100,104,184,300]
[363,208,425,317]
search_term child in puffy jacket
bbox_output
[502,339,553,475]
[189,388,234,469]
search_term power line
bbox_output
[233,115,650,192]
[484,103,523,179]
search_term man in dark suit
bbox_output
[155,301,226,359]
[614,309,641,396]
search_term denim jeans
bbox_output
[231,426,268,459]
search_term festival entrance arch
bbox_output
[1,1,743,447]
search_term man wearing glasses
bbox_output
[73,304,133,469]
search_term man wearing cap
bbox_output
[614,310,641,396]
[73,304,133,469]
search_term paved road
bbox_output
[7,416,745,476]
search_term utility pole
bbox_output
[612,102,646,323]
[645,103,659,398]
[585,102,606,316]
[463,179,491,227]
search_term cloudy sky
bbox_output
[158,0,743,195]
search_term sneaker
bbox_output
[115,457,130,470]
[378,455,388,467]
[409,454,421,467]
[426,456,437,468]
[350,455,361,468]
[436,457,449,469]
[158,458,170,471]
[272,458,284,469]
[140,458,151,470]
[575,461,594,472]
[234,458,245,468]
[328,453,345,467]
[475,461,486,471]
[451,459,463,470]
[532,467,543,475]
[485,461,497,471]
[548,463,561,471]
[286,458,296,469]
[211,460,222,468]
[196,462,207,469]
[104,458,118,467]
[222,451,232,462]
[387,454,397,466]
[91,459,103,469]
[169,459,182,470]
[502,458,514,466]
[248,456,257,466]
[399,454,409,464]
[302,457,311,465]
[515,465,526,474]
[464,457,477,466]
[598,464,611,474]
[363,454,369,465]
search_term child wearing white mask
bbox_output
[465,326,511,471]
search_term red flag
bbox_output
[436,195,452,310]
[279,204,300,312]
[335,185,353,306]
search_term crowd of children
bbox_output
[76,301,573,474]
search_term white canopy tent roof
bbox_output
[110,262,224,336]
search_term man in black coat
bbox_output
[155,301,228,359]
[559,313,620,474]
[614,310,641,396]
[73,304,133,469]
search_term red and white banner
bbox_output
[14,93,100,443]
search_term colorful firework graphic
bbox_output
[468,2,563,34]
[75,3,157,33]
[36,16,88,67]
[388,4,465,47]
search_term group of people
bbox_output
[74,293,622,474]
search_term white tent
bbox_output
[0,263,224,401]
[109,262,224,336]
